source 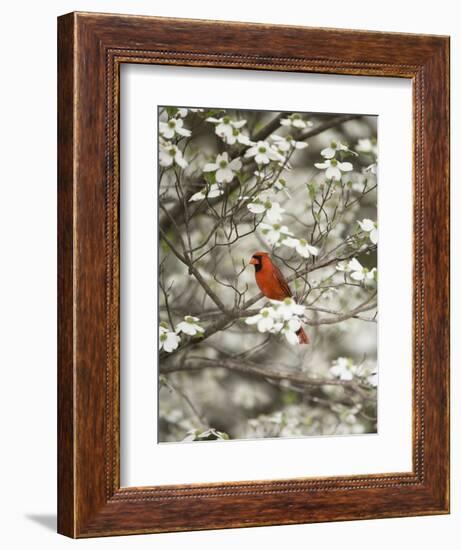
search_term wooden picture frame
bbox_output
[57,12,450,538]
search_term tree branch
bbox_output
[160,356,374,400]
[299,114,362,141]
[160,228,227,313]
[160,291,377,361]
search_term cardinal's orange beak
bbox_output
[249,257,257,265]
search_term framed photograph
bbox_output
[58,12,450,537]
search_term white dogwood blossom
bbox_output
[159,142,188,169]
[357,364,378,387]
[358,218,378,244]
[176,107,204,117]
[336,258,377,283]
[314,158,353,180]
[247,196,284,223]
[203,152,242,183]
[320,140,357,159]
[176,316,204,336]
[330,357,358,381]
[246,199,266,215]
[245,140,285,165]
[159,323,180,353]
[271,134,308,152]
[282,237,318,258]
[295,239,319,258]
[259,222,294,246]
[245,307,278,333]
[281,318,302,345]
[348,258,377,282]
[280,113,313,129]
[226,127,252,145]
[270,298,305,320]
[245,299,306,345]
[159,117,192,139]
[189,183,223,202]
[206,115,248,143]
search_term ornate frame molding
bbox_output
[58,12,449,537]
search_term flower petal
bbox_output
[321,147,335,159]
[294,141,308,149]
[203,162,218,172]
[338,162,353,172]
[350,271,365,281]
[348,258,363,271]
[248,203,266,214]
[325,166,341,180]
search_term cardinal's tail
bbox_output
[296,327,310,345]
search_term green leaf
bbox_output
[307,181,317,200]
[282,390,299,406]
[203,171,216,185]
[166,107,177,118]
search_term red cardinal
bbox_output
[249,252,309,344]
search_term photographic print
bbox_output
[158,106,378,443]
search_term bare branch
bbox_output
[160,356,375,401]
[160,228,227,313]
[298,114,362,141]
[161,377,207,428]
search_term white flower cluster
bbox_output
[206,115,251,145]
[194,116,309,214]
[329,357,378,387]
[315,158,353,181]
[258,222,319,259]
[159,117,191,139]
[314,139,356,181]
[357,218,378,244]
[336,258,377,282]
[159,316,204,353]
[203,152,242,183]
[320,140,358,160]
[245,140,285,165]
[189,183,223,202]
[158,110,195,168]
[189,152,242,202]
[329,357,358,380]
[245,298,305,345]
[271,133,308,153]
[282,236,319,258]
[280,113,313,129]
[159,323,180,352]
[248,172,317,258]
[159,140,188,169]
[175,107,204,118]
[247,195,285,223]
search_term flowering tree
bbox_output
[158,106,378,442]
